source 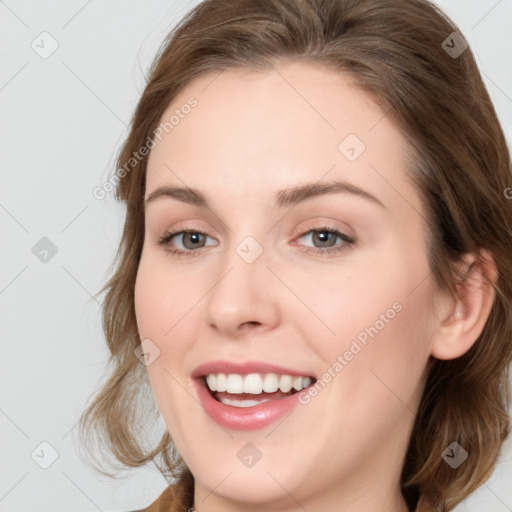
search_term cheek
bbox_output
[134,255,203,414]
[134,264,196,446]
[301,242,435,404]
[134,256,198,340]
[342,282,435,426]
[297,257,428,354]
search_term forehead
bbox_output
[145,61,420,216]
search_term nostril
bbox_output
[240,321,262,331]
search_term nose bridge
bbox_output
[202,233,279,336]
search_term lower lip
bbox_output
[195,378,304,431]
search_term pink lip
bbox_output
[193,378,305,431]
[191,360,315,431]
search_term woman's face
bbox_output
[135,61,443,510]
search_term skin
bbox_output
[134,61,496,512]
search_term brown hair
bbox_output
[78,1,512,510]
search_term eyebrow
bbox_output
[144,179,385,209]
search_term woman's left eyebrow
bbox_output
[275,180,386,209]
[144,179,385,210]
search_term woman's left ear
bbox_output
[430,250,498,360]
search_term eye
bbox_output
[156,226,355,258]
[293,226,355,256]
[157,230,217,257]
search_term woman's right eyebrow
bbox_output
[144,179,386,210]
[145,185,207,208]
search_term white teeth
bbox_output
[216,373,227,392]
[243,373,263,394]
[292,376,303,391]
[220,396,272,407]
[279,375,293,393]
[263,373,279,393]
[205,372,314,394]
[302,376,313,388]
[226,374,244,393]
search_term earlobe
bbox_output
[431,250,497,360]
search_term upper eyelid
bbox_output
[163,216,353,236]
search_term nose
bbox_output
[202,240,280,339]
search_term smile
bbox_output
[192,362,317,430]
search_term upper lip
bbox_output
[192,360,316,379]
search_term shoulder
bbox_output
[127,472,194,512]
[129,485,178,512]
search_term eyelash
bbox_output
[156,225,355,258]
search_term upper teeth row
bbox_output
[206,373,313,394]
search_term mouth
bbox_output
[192,361,317,430]
[203,372,316,408]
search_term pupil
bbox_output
[185,232,203,249]
[315,231,335,247]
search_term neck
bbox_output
[192,473,411,512]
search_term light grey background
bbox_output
[1,1,511,511]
